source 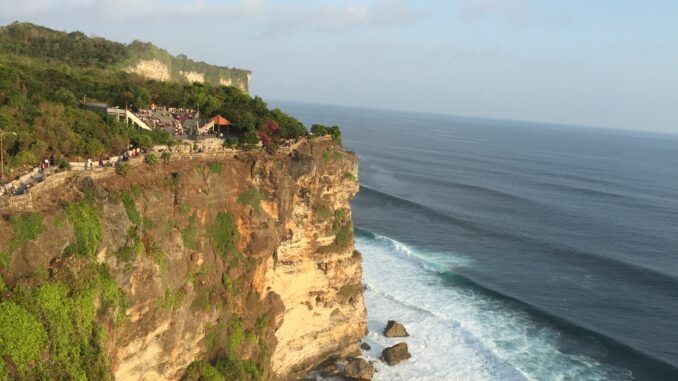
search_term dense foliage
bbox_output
[0,195,125,379]
[0,22,310,176]
[311,124,342,143]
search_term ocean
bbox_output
[273,101,678,381]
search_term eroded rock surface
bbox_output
[381,343,412,366]
[0,138,364,380]
[383,320,409,337]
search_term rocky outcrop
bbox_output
[344,358,374,380]
[383,320,409,337]
[127,59,171,82]
[0,138,364,380]
[381,343,411,366]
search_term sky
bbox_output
[0,0,676,133]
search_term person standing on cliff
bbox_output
[87,158,92,170]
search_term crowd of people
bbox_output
[134,105,197,136]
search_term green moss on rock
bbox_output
[64,199,102,258]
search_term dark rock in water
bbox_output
[381,342,411,366]
[383,320,409,337]
[320,363,341,377]
[360,342,371,351]
[344,358,374,380]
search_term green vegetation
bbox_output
[143,216,155,229]
[159,288,184,310]
[318,209,353,253]
[186,317,264,381]
[115,163,133,176]
[0,22,308,173]
[182,213,199,250]
[64,198,102,258]
[209,212,240,259]
[311,124,342,143]
[120,192,141,226]
[160,151,171,162]
[114,244,134,263]
[184,361,225,381]
[237,187,264,215]
[143,153,158,165]
[0,301,47,372]
[343,171,356,181]
[1,212,44,268]
[7,213,44,253]
[0,261,125,379]
[184,357,262,381]
[209,162,223,174]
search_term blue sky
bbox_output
[0,0,676,133]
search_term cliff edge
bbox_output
[0,138,365,380]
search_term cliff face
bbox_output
[0,139,364,380]
[0,22,251,92]
[125,40,251,92]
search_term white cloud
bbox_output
[456,0,570,27]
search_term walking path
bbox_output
[0,135,311,212]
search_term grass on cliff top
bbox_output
[237,187,264,215]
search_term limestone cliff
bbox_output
[125,41,251,92]
[0,22,251,92]
[0,139,364,380]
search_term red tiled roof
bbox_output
[210,115,232,126]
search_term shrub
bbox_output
[115,245,134,263]
[265,143,279,155]
[237,187,264,215]
[160,151,171,163]
[184,361,225,381]
[311,124,342,143]
[64,199,102,258]
[8,212,44,252]
[56,156,71,170]
[224,137,238,148]
[209,212,240,259]
[144,153,158,165]
[115,163,132,176]
[120,192,141,226]
[333,213,353,250]
[343,172,356,181]
[0,301,47,372]
[159,288,184,310]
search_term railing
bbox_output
[1,136,309,213]
[123,110,152,131]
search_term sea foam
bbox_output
[357,234,632,381]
